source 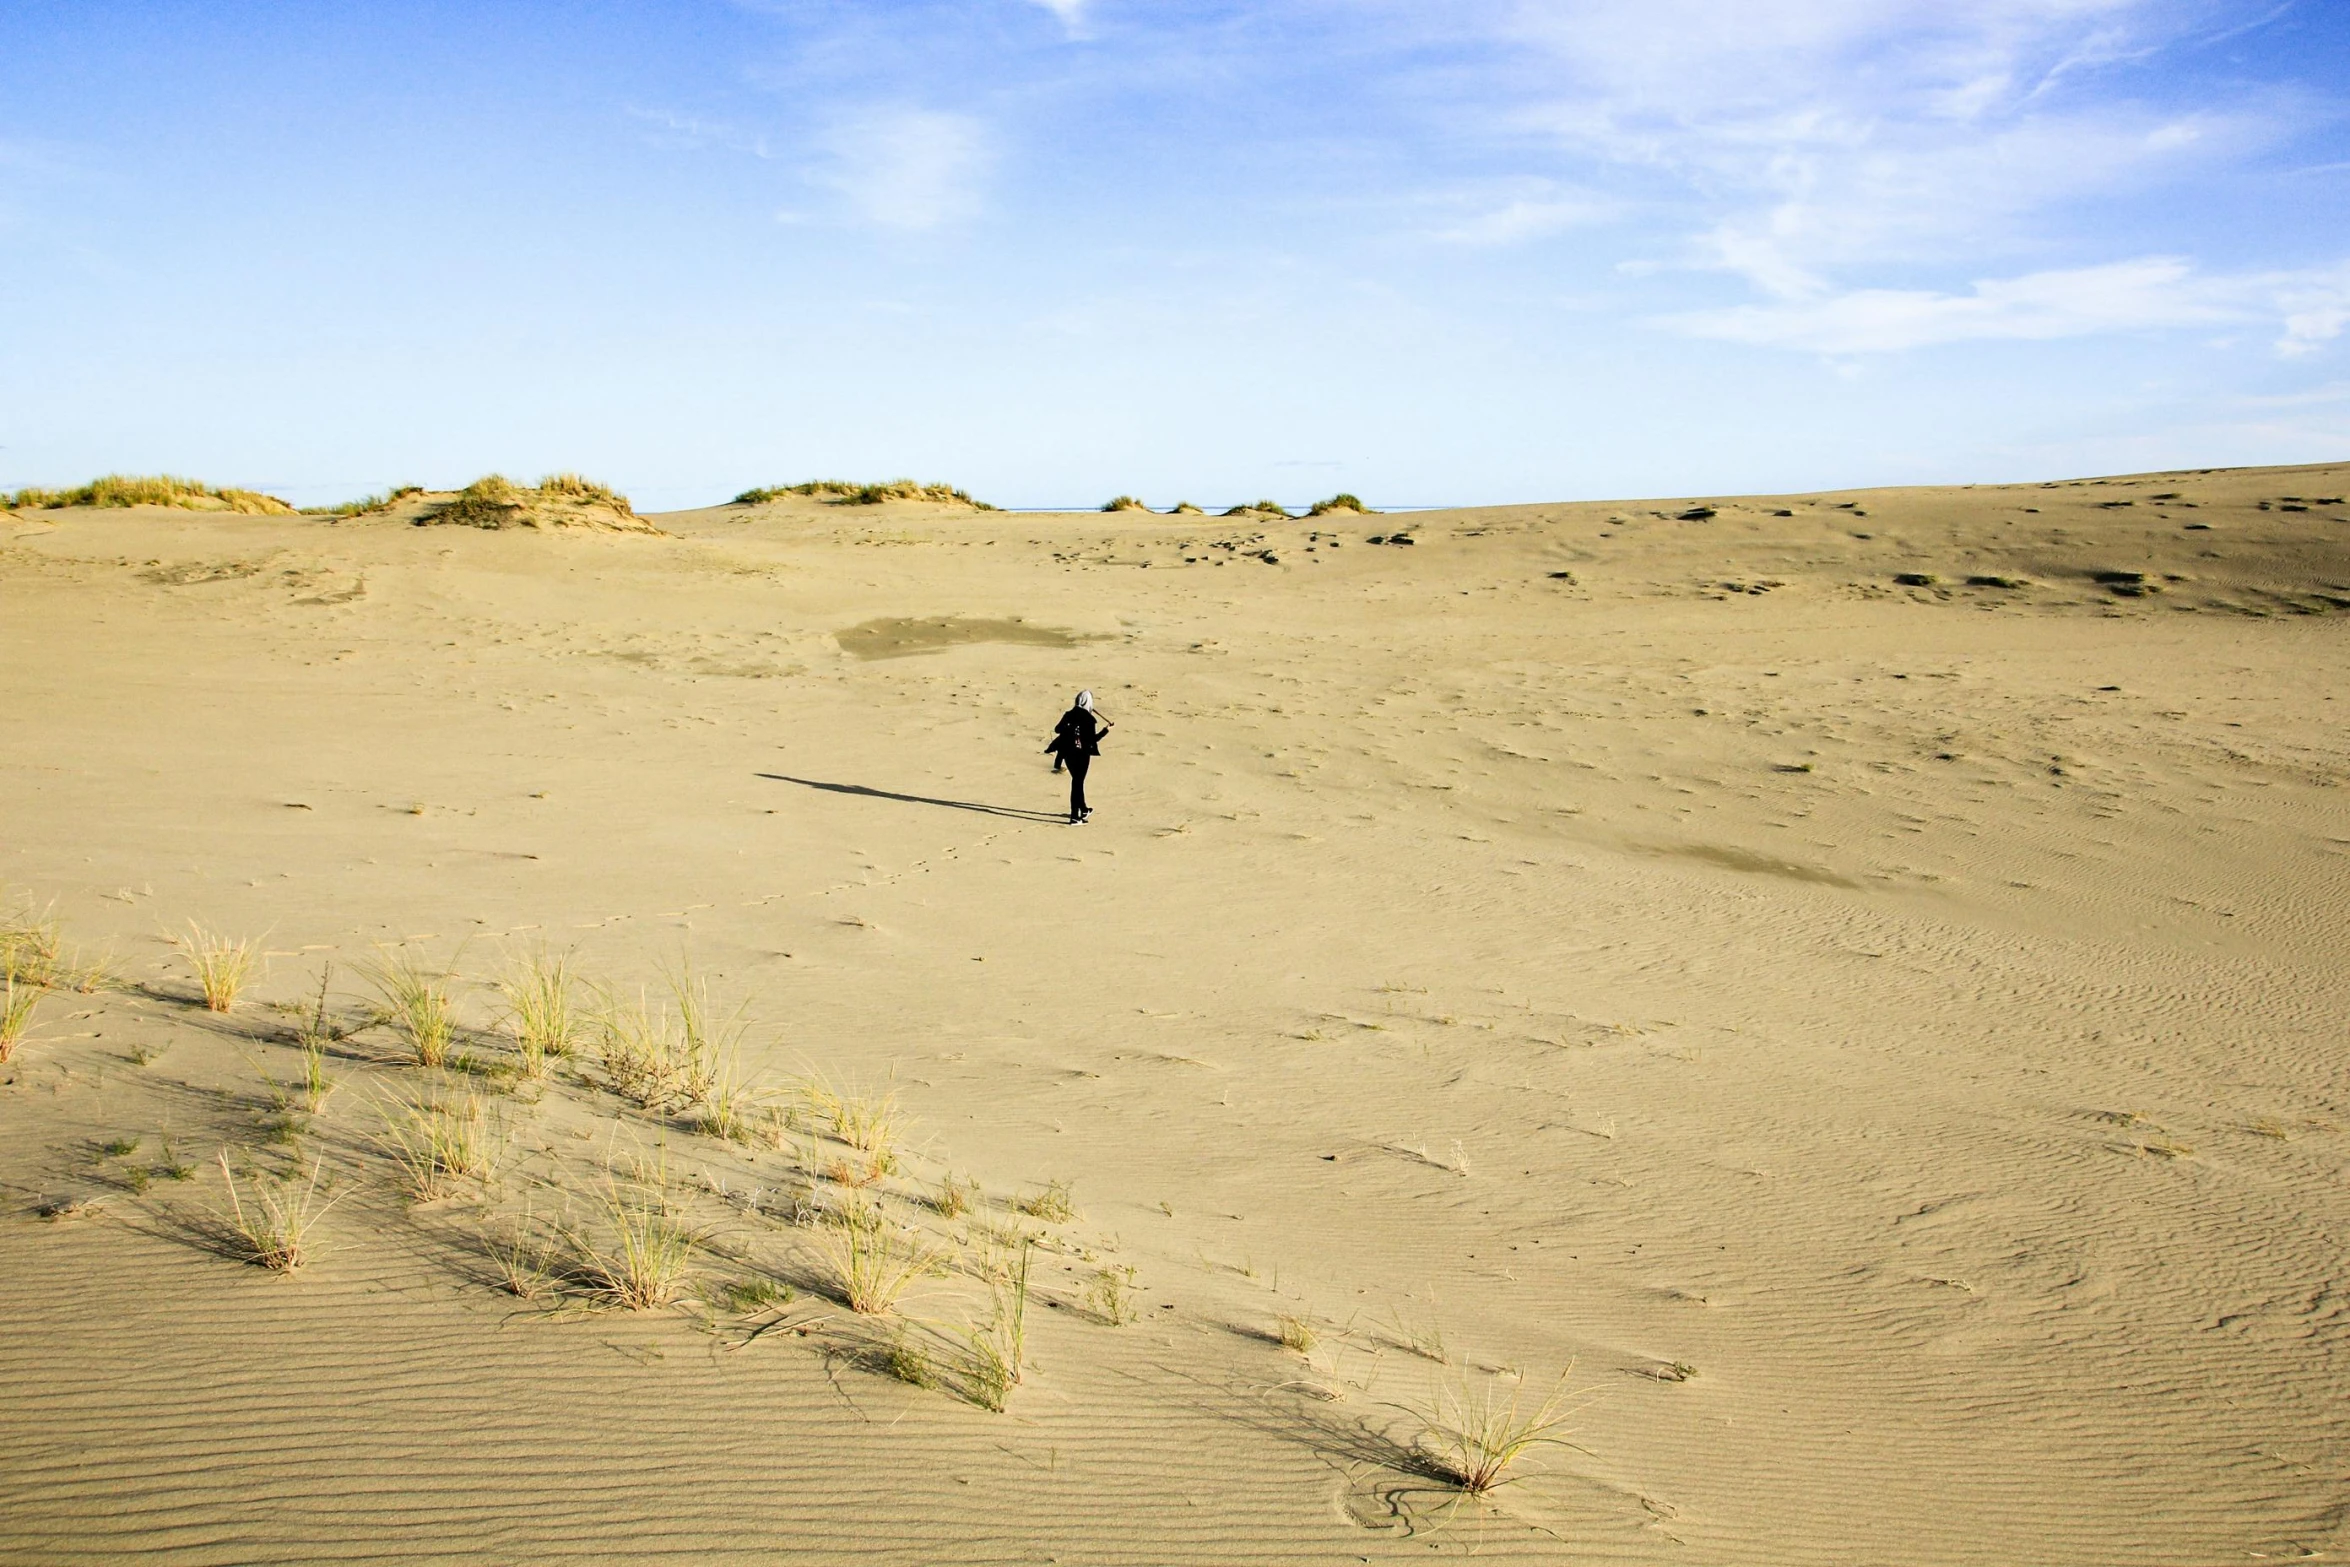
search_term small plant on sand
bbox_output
[1277,1311,1320,1354]
[1410,1365,1588,1496]
[484,1206,558,1299]
[0,962,41,1062]
[1089,1262,1141,1325]
[181,921,261,1012]
[379,1088,504,1200]
[826,1080,902,1155]
[1385,1298,1450,1363]
[365,948,460,1067]
[1017,1177,1077,1223]
[929,1172,978,1218]
[882,1329,943,1391]
[0,898,62,988]
[215,1151,339,1271]
[1307,492,1373,516]
[960,1241,1032,1410]
[497,946,581,1077]
[1101,494,1150,512]
[814,1198,946,1314]
[1223,499,1289,517]
[566,1177,701,1309]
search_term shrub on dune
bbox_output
[7,474,295,514]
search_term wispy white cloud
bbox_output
[1027,0,1091,32]
[1660,256,2350,355]
[1465,0,2275,292]
[813,108,993,230]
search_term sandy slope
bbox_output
[2,463,2346,1566]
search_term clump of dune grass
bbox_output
[379,1087,504,1200]
[215,1151,339,1271]
[813,1198,946,1314]
[1170,500,1203,514]
[1276,1311,1320,1354]
[960,1241,1032,1410]
[1017,1177,1077,1223]
[0,897,62,988]
[595,968,749,1115]
[1101,495,1150,512]
[1089,1262,1141,1325]
[427,473,636,530]
[7,474,294,514]
[1223,499,1289,517]
[565,1177,701,1309]
[536,472,633,511]
[929,1172,978,1218]
[1307,492,1373,515]
[484,1206,559,1299]
[318,484,423,517]
[1411,1365,1588,1496]
[363,948,460,1067]
[1385,1297,1449,1363]
[733,478,994,509]
[1,964,43,1062]
[496,946,581,1078]
[181,921,261,1012]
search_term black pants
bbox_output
[1066,752,1090,820]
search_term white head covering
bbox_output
[1076,690,1094,710]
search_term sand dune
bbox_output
[3,462,2347,1565]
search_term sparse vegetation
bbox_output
[6,474,294,514]
[1223,499,1290,517]
[1411,1366,1586,1496]
[364,948,460,1067]
[0,963,40,1062]
[1307,492,1373,515]
[215,1151,339,1271]
[0,899,62,987]
[960,1241,1032,1410]
[1089,1262,1141,1325]
[1276,1311,1319,1354]
[1017,1177,1077,1223]
[812,1198,946,1314]
[318,485,423,517]
[929,1172,979,1218]
[497,946,581,1078]
[732,479,994,509]
[427,473,636,529]
[1101,495,1150,512]
[1170,500,1203,514]
[379,1088,504,1200]
[180,921,260,1012]
[566,1175,701,1309]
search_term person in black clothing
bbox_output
[1045,689,1111,823]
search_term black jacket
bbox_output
[1047,706,1104,758]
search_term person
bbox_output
[1045,690,1112,823]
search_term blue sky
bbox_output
[2,0,2345,510]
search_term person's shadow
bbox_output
[756,773,1067,823]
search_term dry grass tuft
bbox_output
[497,946,581,1077]
[0,898,62,987]
[7,474,294,513]
[961,1241,1032,1410]
[1223,499,1290,517]
[813,1198,946,1314]
[1089,1262,1141,1325]
[379,1088,504,1200]
[318,484,423,517]
[181,921,261,1012]
[1307,492,1374,515]
[215,1151,339,1271]
[1276,1311,1320,1354]
[1411,1365,1588,1496]
[565,1177,701,1309]
[929,1172,978,1218]
[1101,494,1151,512]
[0,963,42,1062]
[1016,1176,1077,1223]
[364,948,460,1067]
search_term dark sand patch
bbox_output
[835,616,1110,660]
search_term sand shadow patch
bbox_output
[1639,842,1857,888]
[834,616,1113,660]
